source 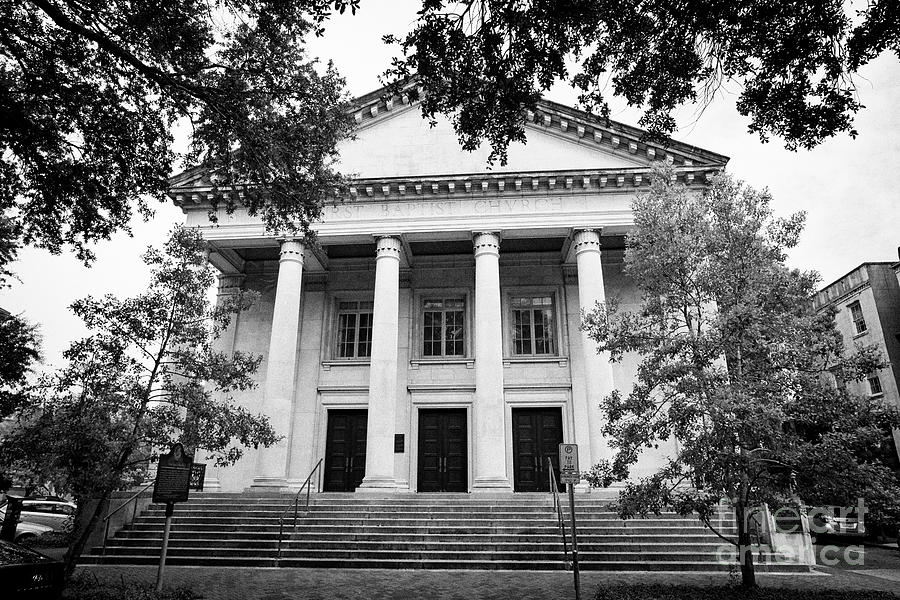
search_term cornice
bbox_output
[171,166,719,207]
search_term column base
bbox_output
[249,477,291,491]
[201,477,222,492]
[356,476,397,493]
[471,477,512,492]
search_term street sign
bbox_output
[559,443,579,473]
[560,471,581,485]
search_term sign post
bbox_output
[152,444,193,592]
[559,444,581,600]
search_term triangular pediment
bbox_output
[169,82,728,198]
[338,103,652,179]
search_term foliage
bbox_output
[594,585,899,600]
[64,573,202,600]
[0,310,40,418]
[582,164,900,587]
[0,0,355,280]
[0,226,277,577]
[384,0,899,164]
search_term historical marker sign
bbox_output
[153,443,193,504]
[559,443,579,473]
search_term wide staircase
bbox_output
[84,492,809,571]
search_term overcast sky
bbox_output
[2,1,898,368]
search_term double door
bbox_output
[323,409,367,492]
[417,408,468,492]
[512,407,564,492]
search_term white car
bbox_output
[12,521,54,544]
[0,497,76,534]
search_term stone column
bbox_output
[204,272,246,491]
[252,239,304,488]
[358,236,401,491]
[573,229,615,468]
[471,232,511,491]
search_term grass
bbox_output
[63,573,202,600]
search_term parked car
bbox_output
[13,522,54,544]
[0,498,76,534]
[0,538,64,599]
[809,508,865,542]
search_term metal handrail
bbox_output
[547,457,570,569]
[101,481,154,555]
[275,458,324,562]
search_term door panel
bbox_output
[323,410,367,492]
[417,409,467,492]
[512,407,563,492]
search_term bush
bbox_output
[63,573,202,600]
[595,586,897,600]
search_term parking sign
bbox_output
[559,443,578,473]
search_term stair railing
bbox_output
[547,457,570,569]
[275,458,324,562]
[101,481,155,556]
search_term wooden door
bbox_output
[512,407,564,492]
[323,409,367,492]
[417,409,468,492]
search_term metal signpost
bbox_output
[559,444,581,600]
[152,443,193,592]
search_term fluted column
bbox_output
[252,239,304,488]
[573,229,615,468]
[472,232,511,491]
[358,236,401,491]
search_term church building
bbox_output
[169,86,729,494]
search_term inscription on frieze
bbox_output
[325,196,570,221]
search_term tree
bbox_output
[0,0,355,279]
[0,309,40,418]
[0,226,278,578]
[384,0,900,164]
[581,165,900,587]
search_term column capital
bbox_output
[473,232,501,257]
[375,235,402,259]
[573,229,602,256]
[277,239,305,264]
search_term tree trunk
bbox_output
[63,489,112,581]
[735,502,757,588]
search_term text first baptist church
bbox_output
[169,85,728,494]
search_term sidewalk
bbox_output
[76,565,899,600]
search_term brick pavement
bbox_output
[75,565,899,599]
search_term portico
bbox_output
[171,85,728,493]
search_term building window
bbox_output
[868,376,883,396]
[848,301,867,335]
[335,300,373,359]
[510,295,556,355]
[422,298,466,357]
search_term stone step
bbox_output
[104,538,733,552]
[80,554,810,573]
[131,515,734,526]
[142,508,731,520]
[126,523,735,536]
[114,531,726,543]
[95,546,772,562]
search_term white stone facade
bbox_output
[170,88,729,492]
